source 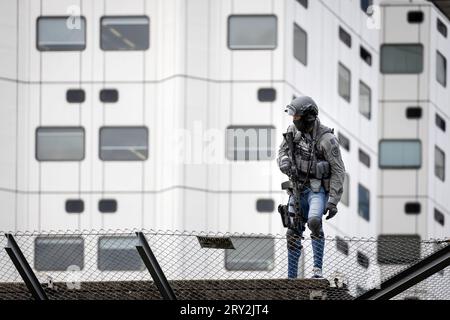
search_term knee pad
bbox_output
[286,228,302,251]
[307,217,323,238]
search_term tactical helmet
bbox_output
[285,96,319,120]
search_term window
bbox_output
[228,15,277,50]
[336,237,349,256]
[98,237,144,271]
[359,81,371,119]
[379,140,421,169]
[256,199,275,213]
[360,46,372,66]
[341,173,350,206]
[337,132,350,151]
[296,0,308,9]
[380,44,423,74]
[99,127,148,161]
[225,237,274,271]
[100,89,119,103]
[66,199,84,213]
[357,251,369,269]
[358,184,370,221]
[436,114,446,132]
[66,89,85,103]
[405,202,421,214]
[407,11,424,23]
[99,199,117,213]
[293,23,307,65]
[406,107,422,119]
[338,26,351,48]
[101,16,149,50]
[338,63,351,102]
[35,237,84,271]
[37,16,86,51]
[257,88,276,102]
[360,0,373,14]
[434,209,445,226]
[436,51,447,87]
[358,149,371,168]
[377,235,421,264]
[36,127,85,161]
[435,146,445,181]
[437,18,448,38]
[226,126,275,161]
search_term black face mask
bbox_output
[293,119,314,133]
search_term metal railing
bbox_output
[0,229,448,300]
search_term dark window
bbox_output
[37,16,86,51]
[338,26,352,48]
[358,184,370,221]
[379,140,421,169]
[36,127,85,161]
[360,46,372,66]
[226,126,275,161]
[338,132,350,151]
[100,89,119,103]
[407,11,424,23]
[358,149,371,168]
[405,202,421,214]
[406,107,422,119]
[338,63,351,102]
[99,199,117,213]
[357,251,369,269]
[225,237,274,271]
[101,16,149,50]
[66,199,84,213]
[434,208,445,226]
[360,0,373,14]
[66,89,85,103]
[404,296,420,300]
[296,0,308,9]
[35,237,84,271]
[436,51,447,87]
[437,18,448,38]
[435,114,446,132]
[98,237,144,271]
[359,81,371,119]
[336,237,349,256]
[377,235,421,264]
[293,23,307,65]
[380,44,423,74]
[256,199,275,212]
[257,88,276,102]
[100,127,148,161]
[228,15,277,50]
[435,146,445,181]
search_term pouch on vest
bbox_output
[310,179,322,192]
[322,178,331,192]
[315,161,330,179]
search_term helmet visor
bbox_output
[285,105,296,116]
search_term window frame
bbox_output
[358,183,370,222]
[359,80,372,120]
[360,45,372,66]
[435,145,445,182]
[227,14,278,50]
[435,113,446,132]
[437,18,448,38]
[224,237,275,271]
[338,62,351,103]
[97,236,145,271]
[338,26,352,48]
[436,50,447,87]
[378,139,422,169]
[293,23,308,66]
[99,126,149,161]
[35,126,85,162]
[225,125,276,161]
[34,236,85,271]
[341,173,350,207]
[36,16,87,51]
[100,15,150,51]
[380,43,424,75]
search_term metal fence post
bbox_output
[4,233,48,300]
[135,231,176,300]
[357,241,450,300]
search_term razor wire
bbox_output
[0,229,448,300]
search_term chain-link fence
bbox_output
[0,229,448,300]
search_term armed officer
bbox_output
[277,96,345,279]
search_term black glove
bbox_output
[324,202,338,220]
[280,158,292,176]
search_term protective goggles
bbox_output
[284,105,297,116]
